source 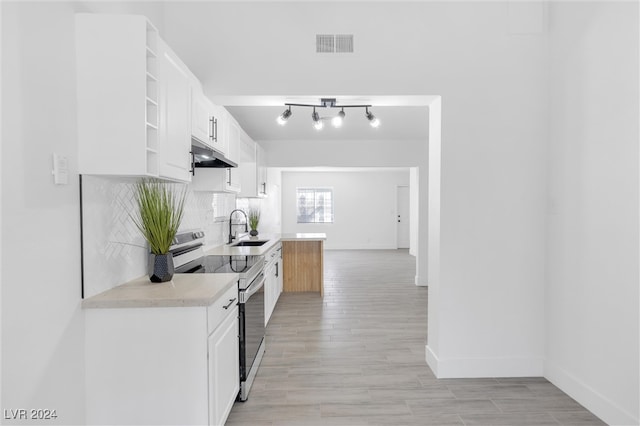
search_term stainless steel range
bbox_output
[171,230,266,402]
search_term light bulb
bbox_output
[276,107,292,125]
[332,109,345,128]
[312,109,323,130]
[366,108,380,128]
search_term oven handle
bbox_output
[239,273,265,303]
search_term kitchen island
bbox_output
[204,232,327,297]
[280,233,326,297]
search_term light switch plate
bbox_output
[52,153,69,185]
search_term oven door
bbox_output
[239,272,266,382]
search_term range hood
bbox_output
[191,140,237,168]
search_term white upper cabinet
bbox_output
[190,108,242,193]
[238,131,259,198]
[256,143,268,197]
[158,39,192,182]
[76,13,250,187]
[75,14,191,182]
[190,167,241,193]
[210,104,229,157]
[191,88,214,149]
[236,125,267,198]
[225,112,240,164]
[191,89,230,158]
[76,14,160,177]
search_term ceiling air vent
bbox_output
[316,34,334,53]
[335,34,354,53]
[316,34,354,53]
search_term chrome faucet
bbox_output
[228,209,248,244]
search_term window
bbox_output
[297,188,333,223]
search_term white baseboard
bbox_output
[324,244,398,250]
[425,345,439,376]
[545,361,638,426]
[425,345,544,378]
[414,275,427,287]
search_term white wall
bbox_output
[281,169,410,249]
[164,1,548,378]
[80,176,236,299]
[409,168,418,258]
[3,2,635,424]
[261,137,429,284]
[262,139,425,168]
[3,4,86,423]
[545,2,639,425]
[1,2,161,424]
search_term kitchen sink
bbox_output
[232,240,269,247]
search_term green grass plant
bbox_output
[131,179,187,254]
[248,207,261,231]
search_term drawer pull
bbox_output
[222,298,237,309]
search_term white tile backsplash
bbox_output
[81,176,235,298]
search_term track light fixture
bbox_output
[275,98,379,130]
[277,106,292,125]
[365,107,380,128]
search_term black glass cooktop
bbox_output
[203,255,263,275]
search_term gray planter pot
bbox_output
[148,253,174,283]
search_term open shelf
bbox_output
[146,150,159,176]
[146,100,158,128]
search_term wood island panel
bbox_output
[282,240,324,297]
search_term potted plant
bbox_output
[131,179,187,282]
[248,207,261,237]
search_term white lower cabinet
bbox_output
[85,285,239,425]
[264,262,276,325]
[264,245,283,326]
[277,257,283,296]
[208,305,240,426]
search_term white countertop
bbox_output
[82,233,326,309]
[82,273,239,309]
[279,233,327,241]
[204,233,326,256]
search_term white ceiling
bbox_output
[226,105,429,141]
[160,1,443,143]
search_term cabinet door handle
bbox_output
[209,117,217,142]
[223,298,237,309]
[275,263,279,278]
[227,168,232,185]
[189,151,195,176]
[261,182,266,194]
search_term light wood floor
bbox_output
[226,249,605,425]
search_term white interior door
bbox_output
[397,186,410,249]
